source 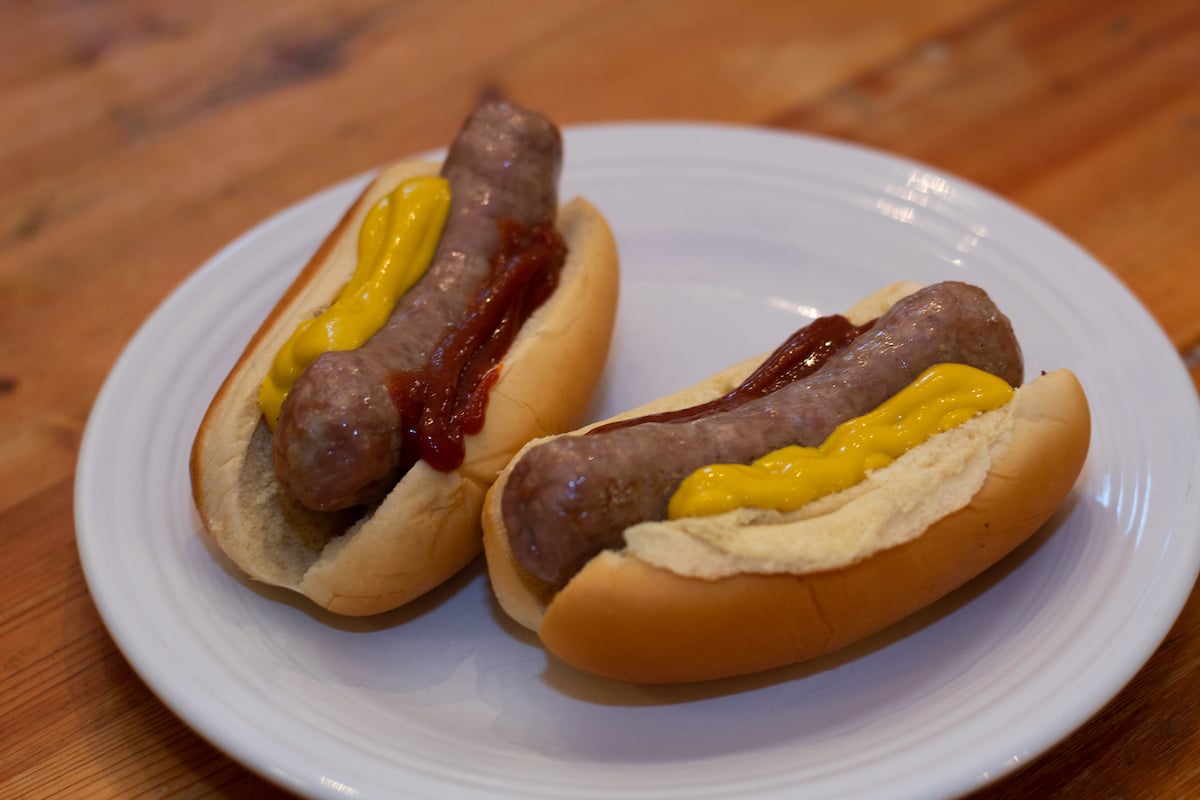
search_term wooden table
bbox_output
[4,1,1197,797]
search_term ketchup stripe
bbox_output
[589,315,874,435]
[388,219,566,473]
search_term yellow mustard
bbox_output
[666,363,1015,519]
[258,176,451,428]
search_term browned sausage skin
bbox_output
[272,99,563,512]
[501,281,1024,587]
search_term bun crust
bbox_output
[481,288,1090,682]
[190,162,620,615]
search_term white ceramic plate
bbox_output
[76,123,1200,800]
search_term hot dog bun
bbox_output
[481,283,1090,682]
[191,160,619,616]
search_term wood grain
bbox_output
[2,1,1197,797]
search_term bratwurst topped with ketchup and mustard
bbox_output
[503,281,1024,588]
[271,101,567,512]
[191,98,620,615]
[483,281,1090,683]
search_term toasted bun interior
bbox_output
[481,286,1090,682]
[191,162,620,615]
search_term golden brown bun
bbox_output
[190,161,620,616]
[481,287,1091,682]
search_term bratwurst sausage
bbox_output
[501,281,1023,587]
[273,99,562,512]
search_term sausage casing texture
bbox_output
[501,281,1024,587]
[272,99,562,512]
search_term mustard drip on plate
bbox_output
[258,176,451,429]
[666,363,1015,519]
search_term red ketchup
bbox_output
[588,314,874,435]
[389,219,566,472]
